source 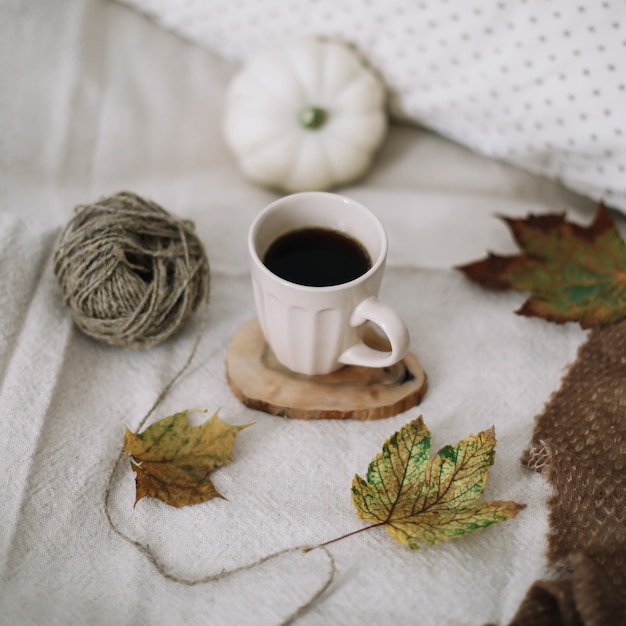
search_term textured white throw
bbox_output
[1,2,614,625]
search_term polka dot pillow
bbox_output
[124,0,626,212]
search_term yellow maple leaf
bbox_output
[351,417,525,549]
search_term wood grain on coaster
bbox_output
[226,319,427,420]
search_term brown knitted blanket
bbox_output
[508,320,626,626]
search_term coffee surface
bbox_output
[263,227,372,287]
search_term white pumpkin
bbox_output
[223,38,388,192]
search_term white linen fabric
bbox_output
[0,1,618,625]
[119,0,626,213]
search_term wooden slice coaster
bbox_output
[226,319,427,420]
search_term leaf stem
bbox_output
[305,523,384,553]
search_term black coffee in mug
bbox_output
[263,227,372,287]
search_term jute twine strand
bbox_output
[53,191,210,348]
[102,309,336,626]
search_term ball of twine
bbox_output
[53,191,210,348]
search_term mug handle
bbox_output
[338,296,410,368]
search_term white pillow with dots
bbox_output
[125,0,626,212]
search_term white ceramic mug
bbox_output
[248,192,410,376]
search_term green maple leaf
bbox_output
[124,410,250,508]
[458,203,626,328]
[350,417,524,549]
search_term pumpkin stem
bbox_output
[298,106,328,130]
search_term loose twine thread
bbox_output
[63,192,337,623]
[53,191,210,348]
[102,323,336,626]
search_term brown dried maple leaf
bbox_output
[124,410,250,508]
[458,204,626,328]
